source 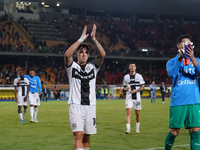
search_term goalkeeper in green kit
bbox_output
[165,34,200,150]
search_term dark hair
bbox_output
[129,62,136,66]
[20,69,24,72]
[29,68,35,72]
[177,34,192,44]
[76,43,90,53]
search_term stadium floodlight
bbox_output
[56,3,60,6]
[142,49,148,52]
[42,2,45,5]
[29,3,31,5]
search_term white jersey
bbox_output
[123,73,145,101]
[14,77,29,97]
[65,61,100,105]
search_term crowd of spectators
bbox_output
[0,57,169,86]
[0,13,197,59]
[1,13,200,58]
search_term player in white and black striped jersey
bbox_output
[14,69,29,123]
[64,24,105,150]
[123,62,145,134]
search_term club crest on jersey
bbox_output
[72,123,76,129]
[190,62,194,66]
[86,66,91,71]
[34,79,36,81]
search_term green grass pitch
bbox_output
[0,98,193,150]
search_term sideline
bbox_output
[139,144,190,150]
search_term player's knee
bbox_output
[74,132,84,141]
[18,106,21,113]
[135,111,140,116]
[83,134,90,140]
[127,112,131,116]
[24,106,27,110]
[170,129,180,136]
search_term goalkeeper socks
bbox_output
[83,148,89,150]
[165,131,177,150]
[190,131,200,150]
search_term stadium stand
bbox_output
[2,8,197,100]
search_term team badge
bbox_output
[34,79,36,81]
[190,62,194,66]
[86,66,91,71]
[72,123,76,129]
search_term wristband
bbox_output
[78,35,86,43]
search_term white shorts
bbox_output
[29,92,40,106]
[125,99,142,110]
[17,96,28,106]
[69,104,97,134]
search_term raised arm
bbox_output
[64,26,89,67]
[186,46,200,74]
[166,55,182,79]
[91,24,106,68]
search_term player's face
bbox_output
[76,48,89,65]
[20,71,24,77]
[129,64,136,72]
[30,71,35,77]
[177,38,191,50]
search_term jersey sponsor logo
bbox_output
[72,68,95,81]
[129,83,140,86]
[72,123,76,129]
[179,68,195,75]
[177,79,195,85]
[30,81,37,85]
[30,85,37,88]
[72,68,95,105]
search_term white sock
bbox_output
[75,149,84,150]
[30,107,34,119]
[23,109,27,117]
[19,113,23,120]
[136,122,140,129]
[83,148,89,150]
[126,123,130,131]
[34,107,38,120]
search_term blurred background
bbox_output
[0,0,200,100]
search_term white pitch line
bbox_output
[139,144,190,150]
